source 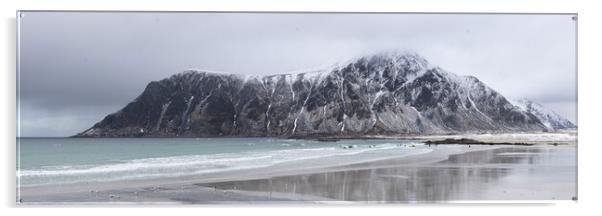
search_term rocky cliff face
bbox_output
[76,51,573,137]
[512,99,576,130]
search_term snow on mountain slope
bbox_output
[77,51,557,137]
[511,99,576,130]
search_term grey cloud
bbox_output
[18,12,577,136]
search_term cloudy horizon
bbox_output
[18,12,577,137]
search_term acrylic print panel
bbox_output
[16,11,577,204]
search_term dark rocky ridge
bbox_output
[75,51,573,137]
[423,138,535,146]
[512,99,576,130]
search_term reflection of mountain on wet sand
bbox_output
[200,147,575,202]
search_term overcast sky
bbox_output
[18,12,577,137]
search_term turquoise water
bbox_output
[17,138,427,187]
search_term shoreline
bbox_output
[65,129,577,139]
[18,145,494,200]
[18,144,576,204]
[23,131,578,149]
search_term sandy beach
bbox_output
[18,143,576,204]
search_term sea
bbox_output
[17,138,431,187]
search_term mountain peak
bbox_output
[346,50,431,70]
[77,51,565,137]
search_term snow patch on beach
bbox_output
[412,132,577,144]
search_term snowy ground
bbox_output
[407,130,577,145]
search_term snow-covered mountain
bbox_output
[76,51,568,137]
[511,99,576,131]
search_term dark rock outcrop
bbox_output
[424,138,534,146]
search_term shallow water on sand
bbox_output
[17,138,427,187]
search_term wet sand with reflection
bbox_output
[199,146,576,202]
[20,145,575,203]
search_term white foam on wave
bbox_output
[19,142,430,186]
